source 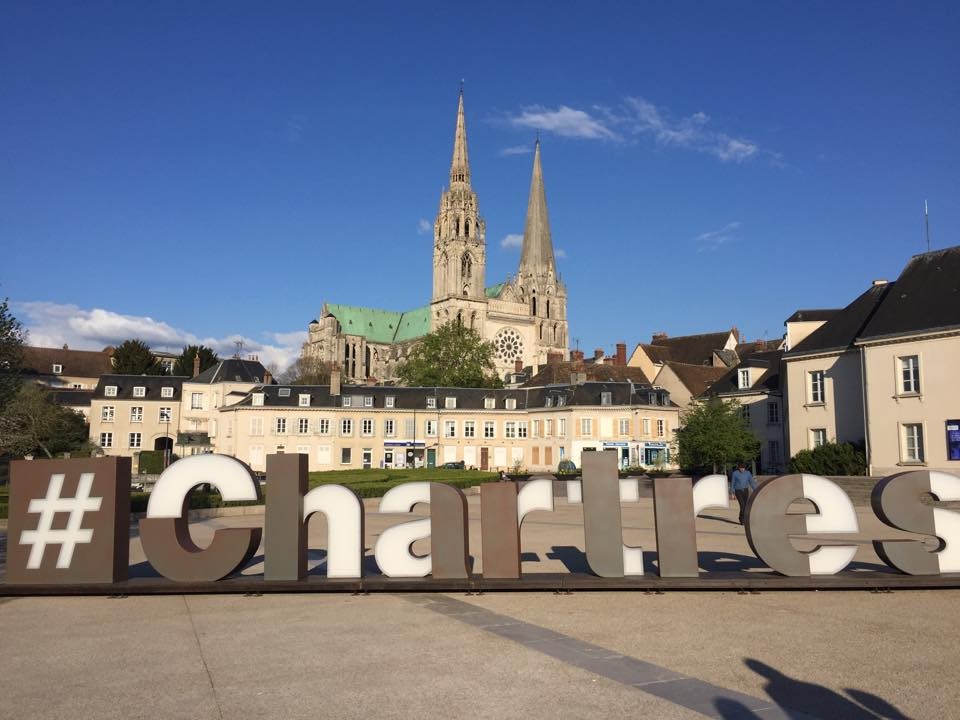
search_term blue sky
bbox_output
[3,2,958,369]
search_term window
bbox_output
[505,398,517,410]
[642,418,651,436]
[342,396,352,407]
[298,418,310,434]
[129,432,142,449]
[811,428,827,448]
[72,383,83,389]
[484,397,495,409]
[900,356,920,394]
[341,448,352,465]
[517,421,528,439]
[275,417,287,435]
[425,419,437,437]
[52,363,63,374]
[191,393,203,410]
[385,396,396,408]
[580,418,593,437]
[364,396,373,408]
[544,397,554,408]
[299,394,310,407]
[444,420,456,438]
[250,417,264,436]
[318,418,331,435]
[104,385,117,397]
[101,406,115,422]
[464,421,475,438]
[426,397,437,409]
[159,407,171,422]
[556,395,567,407]
[740,405,751,422]
[768,440,782,463]
[544,419,553,437]
[341,418,353,436]
[252,393,264,406]
[100,432,113,448]
[130,406,143,423]
[738,369,751,389]
[505,422,517,439]
[767,401,780,424]
[384,419,395,437]
[484,421,495,439]
[558,418,567,437]
[600,391,612,406]
[445,397,457,409]
[903,423,925,462]
[403,419,415,438]
[161,386,174,398]
[809,371,825,404]
[133,386,146,398]
[618,418,630,436]
[531,420,540,438]
[657,419,666,437]
[278,388,291,398]
[361,418,374,436]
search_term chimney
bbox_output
[263,369,272,385]
[652,332,668,344]
[514,358,523,373]
[330,367,342,396]
[192,354,201,377]
[616,342,626,366]
[571,349,584,362]
[603,357,616,365]
[594,348,604,360]
[732,326,740,342]
[547,351,563,365]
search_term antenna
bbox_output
[924,199,931,252]
[233,338,245,359]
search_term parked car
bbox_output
[441,461,466,470]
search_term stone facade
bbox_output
[303,89,569,383]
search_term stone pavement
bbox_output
[1,494,955,719]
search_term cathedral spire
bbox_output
[519,138,555,275]
[449,86,470,187]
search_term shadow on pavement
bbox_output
[713,658,914,719]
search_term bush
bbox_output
[788,441,867,476]
[137,451,165,475]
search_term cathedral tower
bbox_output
[516,139,568,358]
[431,88,488,331]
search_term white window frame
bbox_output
[580,418,592,437]
[504,421,517,439]
[600,391,612,406]
[100,432,113,448]
[901,423,925,463]
[445,396,457,409]
[340,418,353,436]
[425,419,437,437]
[361,418,374,436]
[159,406,172,422]
[252,393,264,406]
[318,418,331,436]
[298,417,310,434]
[464,421,475,438]
[52,363,63,374]
[444,420,456,438]
[364,396,374,408]
[191,392,203,410]
[811,428,827,448]
[738,369,750,389]
[104,385,117,397]
[517,421,528,439]
[426,397,437,409]
[544,419,553,437]
[618,418,630,436]
[505,398,517,410]
[483,421,495,439]
[133,386,146,398]
[128,432,142,449]
[384,418,395,437]
[101,406,115,422]
[161,386,174,398]
[809,371,825,404]
[657,419,665,437]
[275,417,287,435]
[385,396,396,408]
[558,418,567,438]
[899,355,921,395]
[484,397,495,409]
[342,396,352,408]
[298,394,311,407]
[130,406,143,423]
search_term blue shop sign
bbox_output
[947,420,960,461]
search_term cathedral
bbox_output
[303,89,569,382]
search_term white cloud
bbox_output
[694,221,742,252]
[500,233,523,249]
[417,218,431,235]
[13,301,305,372]
[507,105,619,140]
[555,248,568,259]
[499,145,534,156]
[503,96,765,163]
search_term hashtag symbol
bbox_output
[19,473,103,570]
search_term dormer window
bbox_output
[104,385,117,397]
[484,397,495,409]
[278,387,291,398]
[342,396,352,407]
[252,393,264,406]
[505,398,517,410]
[161,386,174,398]
[133,386,146,398]
[426,397,437,409]
[364,396,374,408]
[600,391,612,406]
[385,396,396,408]
[445,397,457,409]
[298,394,310,407]
[52,364,63,374]
[738,369,751,389]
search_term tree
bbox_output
[173,345,219,377]
[789,442,867,476]
[281,352,334,385]
[0,297,26,411]
[112,339,167,375]
[0,384,91,458]
[396,321,502,388]
[674,397,760,474]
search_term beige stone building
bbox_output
[303,89,569,382]
[783,246,960,475]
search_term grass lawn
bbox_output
[308,467,499,497]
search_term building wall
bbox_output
[862,333,960,475]
[88,395,181,471]
[652,365,693,411]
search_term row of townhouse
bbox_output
[87,358,681,473]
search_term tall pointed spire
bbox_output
[520,139,556,274]
[449,86,470,187]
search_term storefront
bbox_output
[383,441,425,468]
[602,441,630,469]
[640,441,669,467]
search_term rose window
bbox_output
[495,328,524,363]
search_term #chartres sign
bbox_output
[5,452,960,588]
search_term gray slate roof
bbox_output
[191,358,270,384]
[93,375,187,401]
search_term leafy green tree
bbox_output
[281,352,334,385]
[789,442,867,476]
[112,339,167,375]
[0,297,26,411]
[0,384,92,458]
[173,345,219,376]
[674,397,760,474]
[397,321,502,388]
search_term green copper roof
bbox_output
[325,303,431,344]
[485,282,506,298]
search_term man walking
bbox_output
[730,462,758,525]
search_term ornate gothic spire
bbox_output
[519,139,556,275]
[449,87,470,187]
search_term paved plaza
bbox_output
[1,493,956,719]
